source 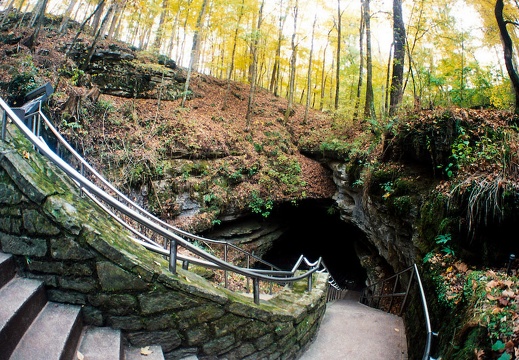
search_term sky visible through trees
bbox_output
[2,0,516,116]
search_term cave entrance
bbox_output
[260,199,368,290]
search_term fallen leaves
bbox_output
[140,346,153,356]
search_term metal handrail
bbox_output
[359,264,437,360]
[0,96,340,304]
[26,108,282,273]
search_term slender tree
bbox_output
[335,0,342,110]
[495,0,519,114]
[389,0,406,116]
[222,0,246,110]
[22,0,48,50]
[269,0,289,97]
[363,0,376,119]
[353,2,365,120]
[284,0,299,123]
[181,0,208,107]
[245,0,265,131]
[304,14,318,124]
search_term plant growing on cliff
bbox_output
[249,191,273,218]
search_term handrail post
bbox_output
[224,243,228,288]
[388,273,399,313]
[1,109,6,141]
[307,273,313,292]
[169,239,178,274]
[246,255,250,292]
[253,278,260,305]
[400,267,415,316]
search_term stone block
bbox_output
[23,209,60,235]
[107,315,144,331]
[50,237,94,260]
[60,276,97,293]
[177,303,225,329]
[138,290,197,315]
[184,323,211,346]
[96,261,149,292]
[127,330,182,352]
[202,334,235,355]
[211,314,251,337]
[0,216,22,234]
[47,289,87,305]
[27,260,64,274]
[82,306,104,326]
[0,232,47,256]
[42,196,81,235]
[88,293,139,315]
[143,313,178,331]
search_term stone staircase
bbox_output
[0,251,165,360]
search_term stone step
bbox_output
[0,277,46,360]
[124,345,166,360]
[0,252,15,288]
[77,326,123,360]
[9,302,83,360]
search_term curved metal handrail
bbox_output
[1,96,338,303]
[27,108,282,273]
[359,264,437,360]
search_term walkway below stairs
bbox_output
[299,290,408,360]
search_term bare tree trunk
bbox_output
[222,0,245,110]
[153,0,169,52]
[269,0,288,97]
[389,0,406,116]
[284,0,299,124]
[353,3,365,121]
[304,14,317,124]
[363,0,376,120]
[59,0,79,33]
[335,0,342,110]
[90,0,105,35]
[181,0,208,107]
[82,4,114,69]
[22,0,48,51]
[495,0,519,114]
[245,0,265,131]
[66,0,104,59]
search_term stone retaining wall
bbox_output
[0,126,328,360]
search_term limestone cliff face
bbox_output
[329,161,420,281]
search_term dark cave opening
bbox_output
[259,199,368,290]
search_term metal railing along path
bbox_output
[0,94,343,304]
[359,264,438,360]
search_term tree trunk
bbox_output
[22,0,48,51]
[389,0,406,116]
[82,4,114,70]
[245,0,265,132]
[66,0,105,58]
[59,0,79,33]
[335,0,342,110]
[363,0,376,120]
[222,0,245,111]
[90,0,105,35]
[353,3,365,121]
[304,14,318,124]
[269,0,288,97]
[152,0,169,52]
[181,0,208,107]
[284,0,299,124]
[495,0,519,114]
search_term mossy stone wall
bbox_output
[0,126,328,360]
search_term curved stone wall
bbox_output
[0,125,328,360]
